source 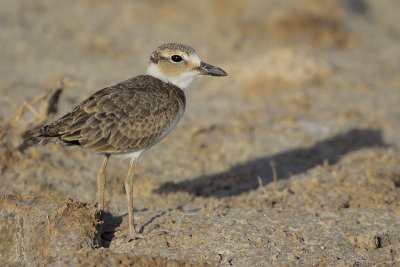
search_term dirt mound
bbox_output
[0,194,99,266]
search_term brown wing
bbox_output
[40,75,185,154]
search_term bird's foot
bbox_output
[117,224,168,241]
[127,228,168,241]
[114,223,168,241]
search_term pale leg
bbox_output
[123,159,167,240]
[97,154,110,211]
[124,159,137,237]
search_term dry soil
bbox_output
[1,0,400,266]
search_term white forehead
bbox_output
[188,53,201,65]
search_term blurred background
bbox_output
[1,0,399,265]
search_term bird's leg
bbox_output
[124,159,137,238]
[97,154,110,212]
[124,159,167,240]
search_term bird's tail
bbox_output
[22,129,47,149]
[22,128,45,146]
[21,123,60,149]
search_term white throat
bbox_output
[146,63,197,90]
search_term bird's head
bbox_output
[147,43,227,90]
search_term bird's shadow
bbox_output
[155,128,387,198]
[98,211,123,247]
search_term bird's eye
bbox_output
[171,55,183,63]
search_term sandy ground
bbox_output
[1,0,400,266]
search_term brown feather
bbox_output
[31,75,185,155]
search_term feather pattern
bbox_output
[34,75,185,154]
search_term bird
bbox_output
[24,43,227,240]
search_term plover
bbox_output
[24,43,227,239]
